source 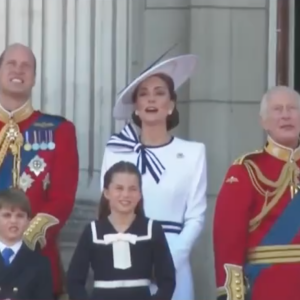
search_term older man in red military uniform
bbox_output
[0,43,79,298]
[213,86,300,300]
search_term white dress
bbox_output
[100,123,207,300]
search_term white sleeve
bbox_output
[170,143,207,270]
[100,147,110,192]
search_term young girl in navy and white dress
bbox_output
[67,161,175,300]
[100,54,207,300]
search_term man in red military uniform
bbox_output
[213,86,300,300]
[0,43,79,298]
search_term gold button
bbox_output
[234,272,240,277]
[235,280,241,284]
[236,287,241,291]
[236,294,242,299]
[13,287,18,292]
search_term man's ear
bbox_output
[260,115,268,131]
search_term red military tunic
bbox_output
[214,136,300,300]
[0,102,79,296]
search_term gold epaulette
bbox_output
[23,213,59,250]
[233,149,263,165]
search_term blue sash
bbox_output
[244,190,300,296]
[0,114,64,190]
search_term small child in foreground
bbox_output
[67,161,176,300]
[0,188,53,300]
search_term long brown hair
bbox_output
[98,161,145,219]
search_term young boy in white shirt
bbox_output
[0,188,53,300]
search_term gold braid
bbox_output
[0,119,24,188]
[244,159,297,232]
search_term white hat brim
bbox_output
[113,54,198,120]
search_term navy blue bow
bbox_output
[107,124,165,183]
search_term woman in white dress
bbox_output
[100,54,207,300]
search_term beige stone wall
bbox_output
[0,0,272,298]
[59,0,269,299]
[143,0,268,298]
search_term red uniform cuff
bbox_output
[217,264,247,300]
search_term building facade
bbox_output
[0,0,273,298]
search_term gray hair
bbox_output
[259,85,300,119]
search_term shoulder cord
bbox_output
[0,120,23,188]
[244,159,296,232]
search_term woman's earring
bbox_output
[135,110,139,116]
[168,110,172,115]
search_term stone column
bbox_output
[59,0,135,289]
[140,0,191,137]
[188,0,268,299]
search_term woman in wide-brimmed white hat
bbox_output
[100,54,207,300]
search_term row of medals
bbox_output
[23,130,56,151]
[24,140,56,151]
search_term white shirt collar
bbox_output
[0,240,23,254]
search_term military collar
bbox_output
[265,136,300,162]
[0,101,34,123]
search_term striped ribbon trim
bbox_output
[107,123,165,183]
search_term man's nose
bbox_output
[14,65,24,74]
[282,108,291,119]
